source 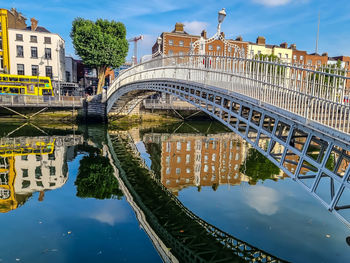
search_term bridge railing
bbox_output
[0,94,83,107]
[108,54,350,134]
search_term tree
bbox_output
[71,18,128,94]
[75,154,123,200]
[239,148,280,184]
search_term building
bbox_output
[248,36,292,63]
[152,23,248,57]
[0,9,10,73]
[8,16,65,83]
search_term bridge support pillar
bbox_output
[78,94,107,123]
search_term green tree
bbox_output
[240,148,280,184]
[75,154,123,199]
[71,18,128,94]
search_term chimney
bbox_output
[201,30,207,39]
[235,36,243,41]
[256,36,266,45]
[290,44,297,50]
[322,52,328,57]
[174,22,184,33]
[280,42,288,48]
[220,31,225,39]
[31,17,38,31]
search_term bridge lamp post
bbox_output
[217,8,226,36]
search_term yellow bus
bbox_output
[0,73,54,96]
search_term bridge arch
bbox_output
[106,55,350,227]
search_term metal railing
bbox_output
[143,99,197,110]
[108,54,350,135]
[0,94,83,107]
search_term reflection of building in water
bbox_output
[160,133,250,195]
[0,136,82,213]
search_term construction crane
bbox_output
[128,35,143,66]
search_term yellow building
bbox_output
[248,36,292,63]
[0,9,10,73]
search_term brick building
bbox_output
[152,23,248,57]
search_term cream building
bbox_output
[248,36,292,63]
[8,18,65,82]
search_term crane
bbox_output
[128,35,143,66]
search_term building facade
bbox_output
[0,9,10,73]
[8,17,65,82]
[152,23,248,57]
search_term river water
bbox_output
[0,121,349,263]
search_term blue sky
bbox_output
[2,0,350,61]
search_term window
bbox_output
[16,34,23,41]
[0,36,2,50]
[30,35,37,43]
[317,60,321,65]
[285,54,288,59]
[36,155,42,161]
[212,154,216,161]
[16,45,24,57]
[228,46,232,52]
[48,153,55,160]
[217,45,221,51]
[49,166,56,176]
[17,64,24,75]
[176,141,181,150]
[168,50,173,56]
[179,40,184,47]
[204,155,208,162]
[66,71,71,82]
[307,59,312,65]
[258,51,261,55]
[176,168,181,174]
[32,65,39,76]
[35,166,42,179]
[177,156,181,163]
[293,55,297,60]
[44,37,51,44]
[166,156,170,164]
[204,165,209,172]
[179,51,184,56]
[31,47,38,58]
[166,167,170,174]
[45,66,53,78]
[166,142,171,152]
[186,168,191,174]
[169,39,173,46]
[186,141,191,151]
[209,45,213,51]
[250,50,254,57]
[300,55,304,60]
[212,141,217,150]
[186,154,190,164]
[278,53,282,58]
[44,48,51,59]
[22,169,28,177]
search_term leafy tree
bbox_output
[71,18,128,94]
[239,148,280,184]
[75,154,123,199]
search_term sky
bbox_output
[1,0,350,61]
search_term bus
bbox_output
[0,73,54,96]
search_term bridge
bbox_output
[103,54,350,227]
[105,131,285,262]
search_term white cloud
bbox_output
[243,185,280,215]
[252,0,291,6]
[89,203,129,226]
[183,21,208,35]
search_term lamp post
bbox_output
[217,8,226,36]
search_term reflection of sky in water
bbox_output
[136,141,152,169]
[176,179,350,263]
[0,154,161,263]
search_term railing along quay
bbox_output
[0,94,83,108]
[108,54,350,136]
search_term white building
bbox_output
[8,18,65,82]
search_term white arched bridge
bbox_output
[104,54,350,227]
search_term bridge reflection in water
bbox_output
[107,131,286,263]
[0,133,83,213]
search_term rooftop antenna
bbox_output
[315,12,320,54]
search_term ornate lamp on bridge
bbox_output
[190,8,244,58]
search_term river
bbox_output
[0,121,349,262]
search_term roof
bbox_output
[25,26,50,33]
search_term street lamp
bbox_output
[217,8,226,35]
